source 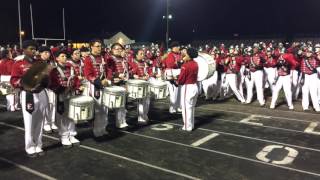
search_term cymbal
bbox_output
[21,61,53,91]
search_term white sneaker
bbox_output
[51,124,58,131]
[117,122,129,129]
[69,136,80,145]
[169,107,177,114]
[177,108,182,113]
[35,147,45,156]
[289,106,294,110]
[43,125,52,132]
[26,147,37,157]
[61,138,72,147]
[181,126,193,132]
[270,105,275,109]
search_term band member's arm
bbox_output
[10,62,23,89]
[83,56,97,83]
[177,66,187,85]
[48,69,65,94]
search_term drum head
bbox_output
[127,79,149,85]
[105,86,126,93]
[70,96,94,103]
[150,80,167,87]
[194,53,216,81]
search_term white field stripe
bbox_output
[156,102,316,123]
[215,118,310,134]
[0,157,57,180]
[166,122,320,153]
[119,130,320,178]
[0,122,200,180]
[191,133,219,147]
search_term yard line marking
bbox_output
[0,122,201,180]
[164,122,320,153]
[119,130,320,177]
[156,102,316,123]
[0,157,57,180]
[191,133,219,147]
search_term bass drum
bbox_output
[194,53,216,81]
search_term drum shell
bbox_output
[102,86,126,109]
[68,96,94,123]
[127,80,149,99]
[149,80,167,100]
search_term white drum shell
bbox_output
[127,80,149,99]
[68,96,94,123]
[102,86,126,109]
[149,80,167,100]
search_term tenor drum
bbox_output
[102,86,126,109]
[194,53,216,81]
[68,96,94,124]
[127,80,149,99]
[149,79,167,100]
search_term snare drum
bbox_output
[102,86,126,109]
[149,79,167,100]
[68,96,94,124]
[127,79,149,99]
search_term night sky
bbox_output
[1,0,320,44]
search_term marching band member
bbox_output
[300,47,320,112]
[177,48,199,131]
[106,43,129,129]
[163,42,182,113]
[130,48,151,124]
[244,46,265,106]
[270,53,296,110]
[68,49,87,96]
[223,48,246,103]
[83,39,110,137]
[0,49,16,111]
[263,47,277,92]
[49,50,82,146]
[11,40,48,157]
[38,46,58,133]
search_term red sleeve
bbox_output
[177,65,187,85]
[10,61,23,89]
[5,60,14,75]
[48,69,61,93]
[83,56,96,83]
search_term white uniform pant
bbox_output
[264,67,277,92]
[291,70,300,100]
[239,65,246,98]
[180,84,198,131]
[89,83,108,136]
[302,73,320,111]
[245,70,265,105]
[225,73,245,102]
[44,89,56,126]
[55,104,76,139]
[137,96,150,122]
[166,81,181,111]
[201,72,218,99]
[21,90,48,152]
[270,75,293,108]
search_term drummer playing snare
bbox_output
[49,50,83,147]
[129,48,151,124]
